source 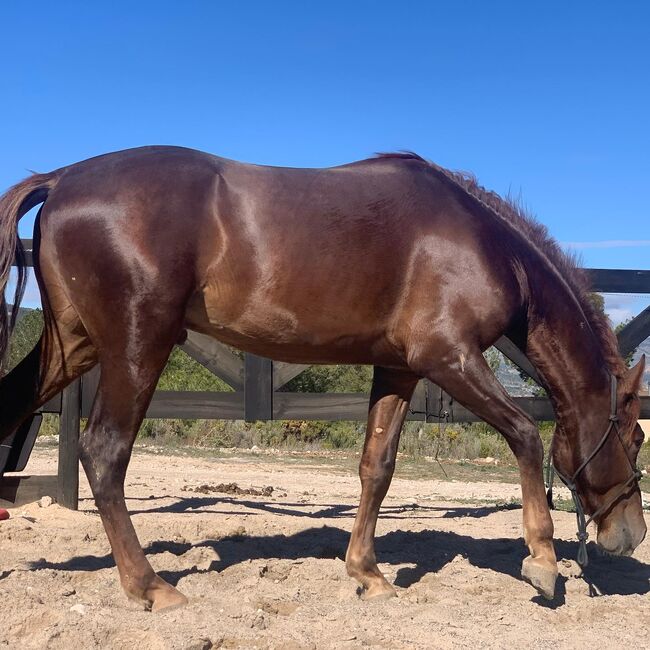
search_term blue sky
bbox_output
[1,2,648,321]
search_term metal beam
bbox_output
[494,336,543,386]
[180,331,244,390]
[274,392,650,422]
[146,391,244,419]
[617,305,650,358]
[13,242,650,294]
[273,362,311,389]
[586,268,650,294]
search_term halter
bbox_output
[547,374,643,567]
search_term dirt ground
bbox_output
[1,443,649,650]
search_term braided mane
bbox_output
[374,152,626,378]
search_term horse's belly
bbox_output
[184,287,403,365]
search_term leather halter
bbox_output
[547,374,643,567]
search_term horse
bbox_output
[0,147,645,611]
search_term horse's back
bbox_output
[34,146,518,365]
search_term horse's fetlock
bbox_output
[92,484,125,508]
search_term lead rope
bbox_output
[552,377,618,568]
[564,478,591,568]
[545,443,592,579]
[545,453,555,510]
[545,446,591,566]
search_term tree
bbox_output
[283,364,372,393]
[483,347,502,374]
[6,308,44,372]
[587,292,605,314]
[615,318,634,367]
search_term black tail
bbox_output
[0,172,59,370]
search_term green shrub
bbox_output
[282,365,372,393]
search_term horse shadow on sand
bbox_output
[23,495,649,607]
[126,494,521,521]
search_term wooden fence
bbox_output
[2,240,649,510]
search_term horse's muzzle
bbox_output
[596,498,647,556]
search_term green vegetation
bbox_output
[6,308,43,371]
[155,348,232,392]
[283,364,372,393]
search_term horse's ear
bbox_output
[621,355,646,397]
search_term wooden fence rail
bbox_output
[2,240,649,510]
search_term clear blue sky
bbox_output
[1,2,648,320]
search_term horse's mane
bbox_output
[373,152,626,378]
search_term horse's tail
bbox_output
[0,172,59,370]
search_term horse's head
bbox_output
[596,357,647,555]
[554,356,647,558]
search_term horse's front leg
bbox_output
[411,343,558,599]
[346,367,419,599]
[79,354,188,611]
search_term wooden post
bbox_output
[244,354,273,421]
[58,377,81,510]
[81,365,101,417]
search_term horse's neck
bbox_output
[524,288,610,430]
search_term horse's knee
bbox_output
[507,420,543,463]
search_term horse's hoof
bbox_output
[125,574,189,612]
[360,580,397,601]
[151,586,189,612]
[521,555,557,600]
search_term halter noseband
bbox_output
[547,374,643,567]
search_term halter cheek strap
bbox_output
[547,374,642,568]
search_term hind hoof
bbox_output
[522,555,557,600]
[127,575,189,612]
[360,579,397,601]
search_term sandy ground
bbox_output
[1,444,649,650]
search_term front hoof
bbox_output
[521,555,558,600]
[151,586,189,612]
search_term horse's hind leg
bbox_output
[346,366,419,599]
[410,343,558,599]
[34,207,190,610]
[78,317,186,611]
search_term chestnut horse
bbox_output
[0,147,646,610]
